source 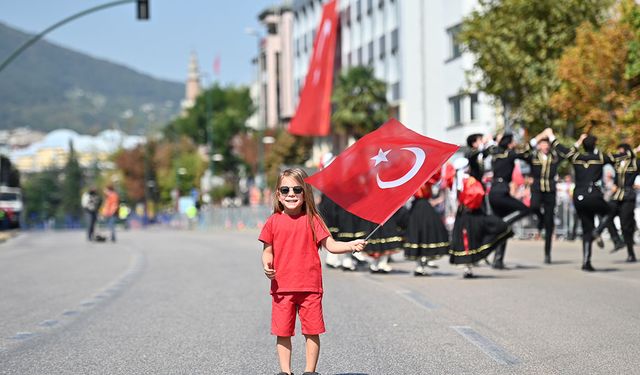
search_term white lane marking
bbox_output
[396,289,437,309]
[451,326,521,365]
[1,251,145,352]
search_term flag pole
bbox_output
[364,224,382,242]
[352,223,381,254]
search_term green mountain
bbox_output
[0,22,183,135]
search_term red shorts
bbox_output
[271,292,325,336]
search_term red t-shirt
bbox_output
[259,212,331,294]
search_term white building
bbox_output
[291,0,497,145]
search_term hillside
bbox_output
[0,22,183,135]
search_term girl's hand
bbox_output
[350,239,367,252]
[263,262,276,280]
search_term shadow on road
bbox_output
[512,264,542,270]
[547,260,573,265]
[596,267,620,273]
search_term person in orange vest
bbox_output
[101,184,120,242]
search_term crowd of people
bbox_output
[318,128,640,278]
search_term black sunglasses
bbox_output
[279,185,304,195]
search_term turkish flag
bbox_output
[288,0,338,136]
[306,119,459,224]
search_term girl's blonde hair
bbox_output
[273,168,328,243]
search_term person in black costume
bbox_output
[404,173,449,276]
[524,129,566,264]
[449,158,514,278]
[609,143,640,262]
[465,133,491,184]
[487,133,532,269]
[552,131,634,271]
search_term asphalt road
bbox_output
[1,228,639,374]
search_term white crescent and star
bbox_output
[371,147,426,189]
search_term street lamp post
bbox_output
[245,27,265,188]
[200,73,215,178]
[0,0,147,75]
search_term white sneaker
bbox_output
[426,260,439,269]
[378,262,392,273]
[413,265,429,276]
[342,257,357,271]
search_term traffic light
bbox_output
[137,0,149,20]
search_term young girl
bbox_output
[259,168,366,375]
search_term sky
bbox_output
[0,0,279,85]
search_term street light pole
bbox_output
[0,0,142,75]
[200,73,215,178]
[245,28,265,188]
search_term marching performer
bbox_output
[404,170,450,276]
[487,133,532,269]
[449,158,514,278]
[366,207,408,273]
[609,143,640,262]
[523,129,567,264]
[553,131,633,271]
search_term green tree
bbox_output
[164,84,253,174]
[623,0,640,81]
[0,155,20,187]
[61,141,83,220]
[551,2,640,149]
[264,130,313,187]
[459,0,613,134]
[331,66,389,139]
[23,169,60,226]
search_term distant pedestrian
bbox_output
[81,187,101,241]
[101,185,119,242]
[259,168,365,375]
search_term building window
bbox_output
[311,28,316,42]
[347,52,352,67]
[470,93,479,120]
[356,0,362,21]
[296,38,300,57]
[447,24,462,61]
[367,0,373,15]
[368,41,374,65]
[449,95,462,126]
[391,28,399,54]
[379,35,386,59]
[346,5,351,27]
[304,33,308,53]
[267,22,277,35]
[357,47,363,65]
[391,82,400,101]
[309,30,315,47]
[378,0,384,9]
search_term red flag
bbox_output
[213,55,221,76]
[306,119,459,224]
[288,0,338,136]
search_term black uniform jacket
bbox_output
[612,157,639,202]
